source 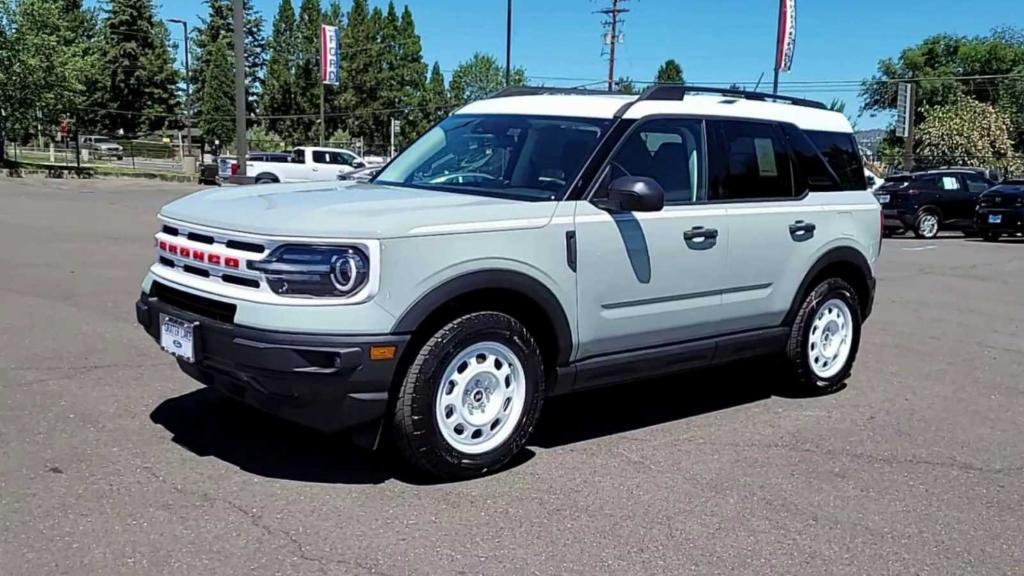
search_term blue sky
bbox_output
[106,0,1024,130]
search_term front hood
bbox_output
[159,182,559,239]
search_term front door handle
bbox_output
[683,226,719,250]
[789,220,816,242]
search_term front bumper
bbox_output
[136,291,409,433]
[975,208,1024,234]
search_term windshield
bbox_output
[93,137,112,143]
[375,114,611,201]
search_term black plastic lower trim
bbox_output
[137,292,409,433]
[554,327,790,395]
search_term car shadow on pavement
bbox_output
[532,360,778,448]
[150,360,827,484]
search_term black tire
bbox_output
[255,178,276,184]
[785,278,862,395]
[913,210,940,239]
[392,312,545,480]
[982,231,1001,242]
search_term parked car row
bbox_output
[875,168,1024,241]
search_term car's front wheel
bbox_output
[785,278,862,395]
[392,312,545,480]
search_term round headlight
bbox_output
[330,253,362,292]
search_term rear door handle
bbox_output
[683,226,719,250]
[789,220,816,242]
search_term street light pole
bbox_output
[232,0,248,177]
[168,19,192,156]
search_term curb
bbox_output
[2,166,197,183]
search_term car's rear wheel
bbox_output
[392,312,544,480]
[913,211,940,239]
[785,278,862,395]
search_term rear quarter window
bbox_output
[805,131,867,191]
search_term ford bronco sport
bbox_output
[136,85,880,479]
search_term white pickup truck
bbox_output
[238,147,370,184]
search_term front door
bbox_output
[574,117,728,360]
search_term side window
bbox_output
[781,124,841,192]
[805,131,867,190]
[604,118,704,204]
[311,150,330,164]
[291,149,306,164]
[964,174,991,194]
[710,120,795,201]
[940,175,961,191]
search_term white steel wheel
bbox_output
[807,298,854,380]
[435,341,526,455]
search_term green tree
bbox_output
[340,0,375,145]
[192,0,265,123]
[1,0,108,140]
[99,0,180,134]
[916,96,1022,173]
[197,39,235,148]
[861,28,1024,126]
[293,0,325,143]
[828,99,846,113]
[655,59,684,84]
[261,0,298,142]
[449,52,526,108]
[422,62,449,126]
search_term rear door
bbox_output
[710,120,848,333]
[574,117,729,359]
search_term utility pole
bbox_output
[598,0,629,91]
[505,0,512,86]
[232,0,247,176]
[168,19,192,157]
[899,82,917,172]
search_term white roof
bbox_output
[456,93,853,133]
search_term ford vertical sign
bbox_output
[321,24,341,85]
[775,0,796,72]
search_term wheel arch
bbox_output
[783,247,874,326]
[916,203,943,220]
[392,269,574,368]
[254,172,280,183]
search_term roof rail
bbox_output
[636,84,828,110]
[487,86,623,99]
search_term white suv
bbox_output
[136,85,880,479]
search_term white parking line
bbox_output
[902,245,937,251]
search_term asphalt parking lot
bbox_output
[1,177,1022,575]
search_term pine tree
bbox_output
[340,0,375,147]
[261,0,298,143]
[197,39,235,148]
[393,4,428,145]
[141,20,181,132]
[293,0,324,143]
[423,62,449,127]
[193,0,265,124]
[654,59,684,84]
[100,0,179,135]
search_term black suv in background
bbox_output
[975,180,1024,241]
[876,169,995,238]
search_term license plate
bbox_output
[876,194,889,204]
[160,314,196,363]
[989,214,1003,224]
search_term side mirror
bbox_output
[351,160,366,169]
[600,176,665,212]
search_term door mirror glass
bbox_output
[600,176,665,212]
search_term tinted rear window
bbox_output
[806,131,867,190]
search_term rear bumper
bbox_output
[136,293,408,433]
[882,208,915,230]
[975,208,1024,234]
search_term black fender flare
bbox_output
[783,247,874,326]
[392,269,574,365]
[254,172,279,183]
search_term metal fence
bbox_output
[2,136,188,174]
